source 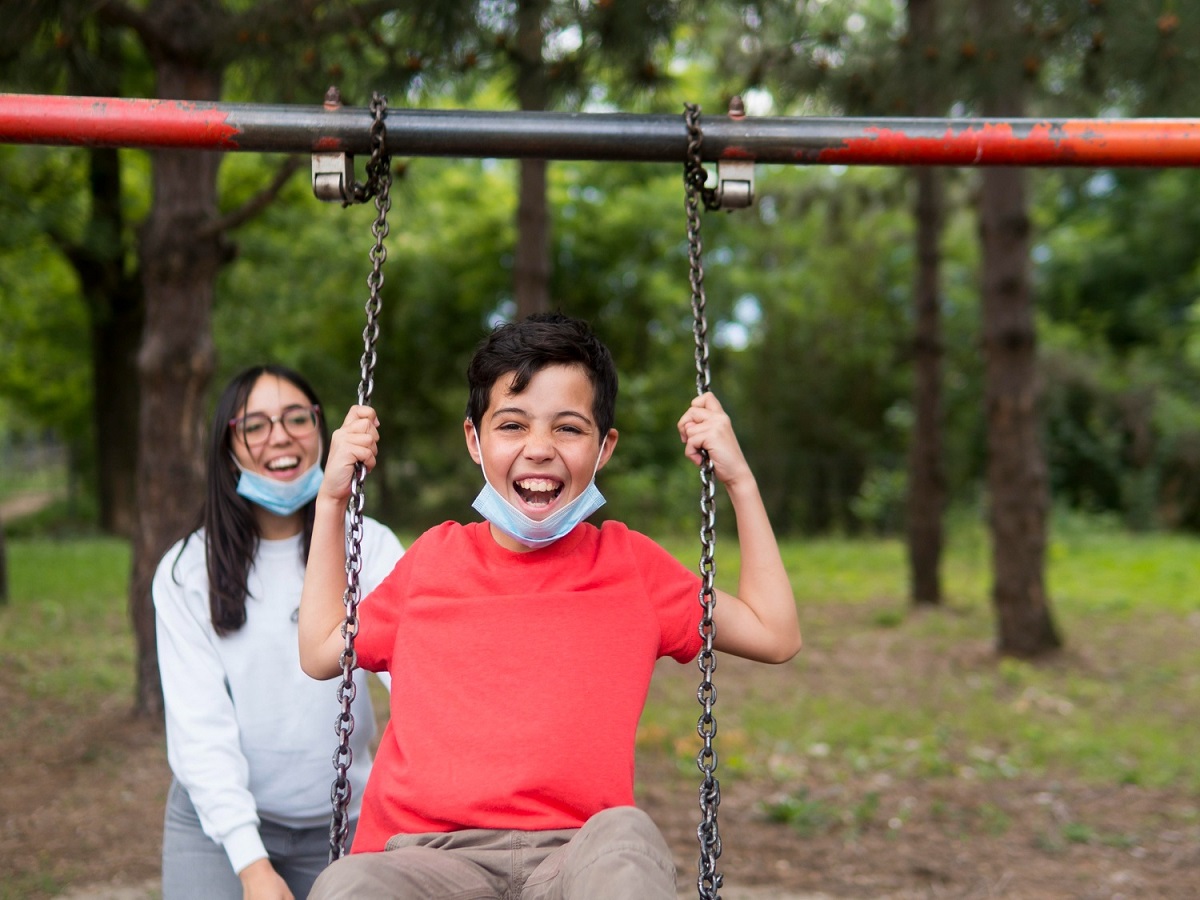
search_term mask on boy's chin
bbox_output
[471,479,606,549]
[470,434,607,549]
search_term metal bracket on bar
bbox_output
[313,151,353,202]
[312,86,353,203]
[714,159,755,209]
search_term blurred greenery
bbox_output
[3,3,1200,540]
[8,148,1200,537]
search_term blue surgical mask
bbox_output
[234,459,324,517]
[470,433,607,549]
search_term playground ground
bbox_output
[4,650,1196,899]
[2,491,1196,899]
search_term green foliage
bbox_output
[1035,168,1200,530]
[0,149,91,457]
[5,0,1200,542]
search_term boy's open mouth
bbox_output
[514,477,562,508]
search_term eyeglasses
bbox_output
[229,405,321,446]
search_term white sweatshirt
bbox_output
[152,518,403,874]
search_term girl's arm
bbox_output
[677,392,802,664]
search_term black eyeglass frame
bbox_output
[228,404,322,445]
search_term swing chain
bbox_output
[684,101,723,900]
[685,104,721,215]
[347,92,391,205]
[329,92,391,862]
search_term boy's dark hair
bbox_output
[466,312,618,438]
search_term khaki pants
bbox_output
[309,806,678,899]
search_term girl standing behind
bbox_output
[153,365,402,900]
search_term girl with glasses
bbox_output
[152,364,404,900]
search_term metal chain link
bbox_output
[329,92,391,862]
[684,102,723,900]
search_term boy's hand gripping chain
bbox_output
[330,92,392,862]
[684,102,723,900]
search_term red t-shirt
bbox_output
[350,519,703,851]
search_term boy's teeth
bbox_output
[517,478,557,492]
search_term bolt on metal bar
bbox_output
[5,93,1200,167]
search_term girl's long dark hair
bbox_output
[175,365,330,636]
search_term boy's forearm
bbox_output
[298,495,353,679]
[724,475,802,661]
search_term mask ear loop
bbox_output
[589,437,608,480]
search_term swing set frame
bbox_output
[4,91,1200,167]
[4,89,1199,900]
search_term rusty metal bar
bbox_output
[4,93,1200,167]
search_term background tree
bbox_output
[395,0,691,317]
[903,0,948,606]
[970,0,1061,655]
[8,0,1200,706]
[0,0,432,716]
[0,7,149,537]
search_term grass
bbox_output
[649,516,1200,800]
[2,519,1198,800]
[0,537,135,717]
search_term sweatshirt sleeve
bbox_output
[152,538,267,874]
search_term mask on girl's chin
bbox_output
[470,434,607,549]
[234,460,324,517]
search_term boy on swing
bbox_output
[299,312,801,899]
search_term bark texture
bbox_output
[127,17,224,714]
[905,0,946,606]
[976,0,1062,655]
[513,0,551,318]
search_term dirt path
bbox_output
[0,488,62,521]
[56,880,835,899]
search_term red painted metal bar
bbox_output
[4,93,1200,167]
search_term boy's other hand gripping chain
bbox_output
[678,391,802,666]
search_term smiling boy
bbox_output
[298,312,801,898]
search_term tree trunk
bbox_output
[91,276,143,538]
[515,158,550,318]
[513,0,551,319]
[127,59,223,717]
[76,147,143,539]
[62,29,143,538]
[908,166,946,606]
[905,0,945,606]
[975,0,1062,654]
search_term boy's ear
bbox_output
[597,428,619,471]
[464,419,482,465]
